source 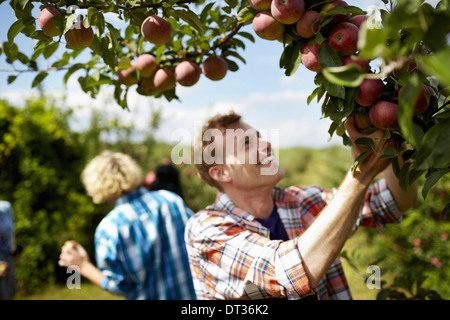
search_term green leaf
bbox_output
[63,63,83,86]
[418,47,450,87]
[351,150,371,175]
[422,169,450,200]
[43,42,59,59]
[318,43,341,69]
[171,9,204,34]
[381,146,398,159]
[354,137,375,150]
[323,64,365,87]
[280,41,302,77]
[7,19,25,44]
[357,22,389,60]
[323,78,345,99]
[7,75,17,84]
[237,7,255,24]
[415,116,450,170]
[398,74,423,148]
[31,72,48,88]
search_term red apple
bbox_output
[349,15,367,28]
[153,68,176,91]
[329,22,359,56]
[323,0,350,23]
[354,112,376,133]
[252,11,285,41]
[355,78,384,106]
[202,56,228,81]
[398,85,431,116]
[118,67,139,87]
[295,11,322,38]
[342,55,370,73]
[141,15,172,45]
[38,7,63,37]
[139,77,160,96]
[369,101,399,130]
[301,40,322,72]
[174,61,201,87]
[249,0,272,11]
[271,0,305,25]
[65,24,94,50]
[135,54,157,77]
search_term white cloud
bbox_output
[0,74,340,149]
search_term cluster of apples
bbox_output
[38,7,94,50]
[250,0,432,132]
[37,9,230,96]
[118,15,229,96]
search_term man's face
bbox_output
[213,120,284,191]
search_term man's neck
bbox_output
[223,186,275,219]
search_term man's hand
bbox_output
[345,115,395,185]
[58,240,106,287]
[58,240,90,269]
[345,115,417,212]
[0,261,8,277]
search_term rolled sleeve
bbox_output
[274,239,313,299]
[357,178,403,229]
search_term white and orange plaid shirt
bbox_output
[184,179,402,300]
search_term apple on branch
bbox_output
[271,0,305,25]
[322,0,350,23]
[38,7,63,37]
[252,11,285,41]
[295,11,322,39]
[249,0,272,11]
[398,85,431,116]
[135,54,157,78]
[202,56,228,81]
[301,40,322,72]
[369,101,399,130]
[65,24,94,50]
[349,15,368,28]
[139,76,160,96]
[174,61,201,87]
[141,15,172,46]
[118,67,139,87]
[355,78,385,107]
[329,22,359,56]
[153,68,176,91]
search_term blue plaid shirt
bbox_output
[95,187,196,300]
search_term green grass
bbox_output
[15,281,123,300]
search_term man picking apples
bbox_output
[184,111,417,300]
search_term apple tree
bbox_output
[2,0,449,201]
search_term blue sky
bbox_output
[0,0,440,149]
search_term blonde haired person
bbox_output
[59,151,196,300]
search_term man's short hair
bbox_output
[193,110,241,192]
[81,151,143,204]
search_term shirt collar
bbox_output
[115,187,146,206]
[209,186,286,222]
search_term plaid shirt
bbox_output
[185,179,402,300]
[95,187,196,300]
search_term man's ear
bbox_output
[209,165,231,184]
